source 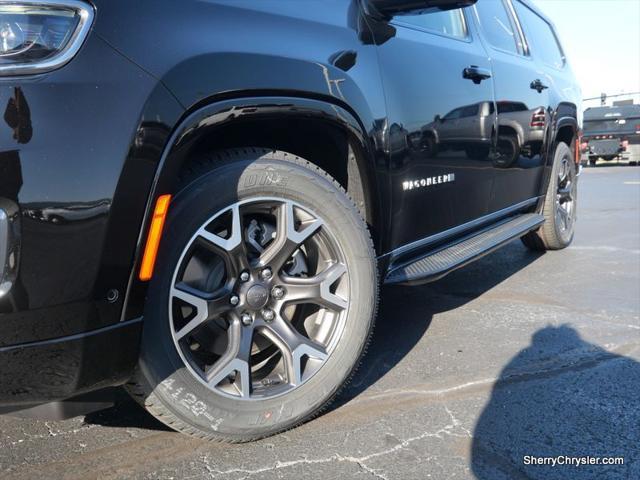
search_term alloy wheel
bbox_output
[555,157,576,233]
[168,198,349,400]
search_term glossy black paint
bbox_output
[0,0,580,404]
[0,319,142,406]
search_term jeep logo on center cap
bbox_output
[246,284,269,309]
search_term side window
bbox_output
[461,104,479,117]
[444,108,462,120]
[513,1,564,68]
[497,101,528,113]
[474,0,522,54]
[397,9,467,39]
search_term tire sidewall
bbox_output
[138,153,376,438]
[548,142,576,246]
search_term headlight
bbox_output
[0,0,94,76]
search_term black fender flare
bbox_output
[121,94,380,321]
[536,108,579,210]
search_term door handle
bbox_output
[463,66,492,84]
[530,79,549,93]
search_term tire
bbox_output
[589,157,597,166]
[602,155,616,161]
[126,148,378,442]
[424,136,438,158]
[493,135,519,168]
[521,142,577,251]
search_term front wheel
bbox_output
[127,149,378,442]
[522,142,577,251]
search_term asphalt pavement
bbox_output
[1,165,639,480]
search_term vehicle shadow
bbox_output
[83,388,171,432]
[471,325,639,480]
[333,240,544,405]
[85,241,544,431]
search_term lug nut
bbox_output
[241,312,253,326]
[261,309,275,322]
[271,286,285,299]
[239,271,250,282]
[229,295,240,306]
[260,268,273,280]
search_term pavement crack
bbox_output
[443,404,472,438]
[349,458,390,480]
[6,422,97,446]
[44,422,58,437]
[203,409,470,480]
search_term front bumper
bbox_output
[0,33,182,404]
[0,318,142,406]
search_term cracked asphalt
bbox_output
[1,165,639,480]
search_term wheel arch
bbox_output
[552,102,579,149]
[555,117,578,147]
[121,94,381,322]
[537,104,579,203]
[497,123,523,146]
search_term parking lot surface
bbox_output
[1,165,639,480]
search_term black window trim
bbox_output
[509,0,567,70]
[392,7,472,44]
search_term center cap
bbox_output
[246,284,269,309]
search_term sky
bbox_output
[533,0,640,108]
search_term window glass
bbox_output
[398,9,466,39]
[444,107,462,120]
[461,104,479,117]
[513,1,564,68]
[497,101,528,113]
[475,0,520,54]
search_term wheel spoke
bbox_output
[198,204,250,273]
[259,201,323,271]
[281,262,348,311]
[558,159,569,184]
[172,283,233,340]
[205,316,253,398]
[556,204,570,231]
[557,185,572,202]
[260,315,327,386]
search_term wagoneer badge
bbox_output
[403,173,455,191]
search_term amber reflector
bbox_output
[139,194,172,281]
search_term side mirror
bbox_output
[434,115,442,123]
[369,0,477,18]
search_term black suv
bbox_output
[0,0,581,441]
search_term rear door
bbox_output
[472,0,549,212]
[375,6,497,251]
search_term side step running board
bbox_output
[385,213,545,285]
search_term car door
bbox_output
[375,6,497,252]
[471,0,550,212]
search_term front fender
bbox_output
[92,0,386,134]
